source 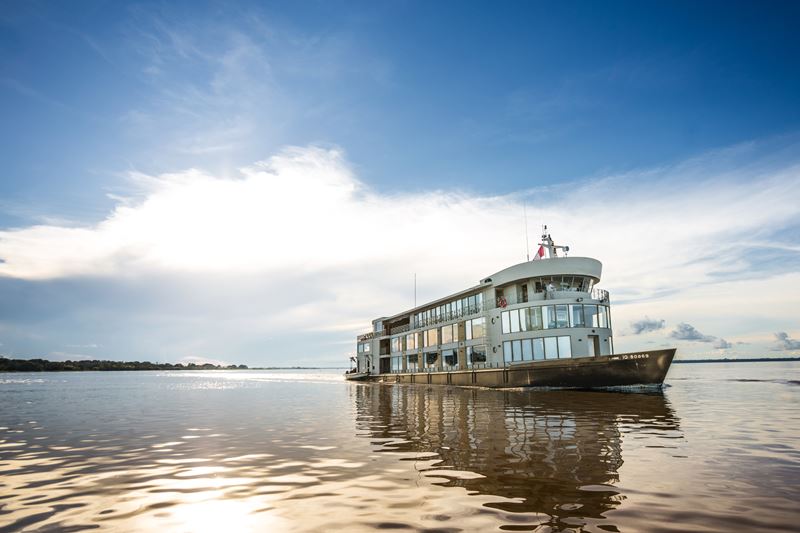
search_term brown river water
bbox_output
[1,363,798,532]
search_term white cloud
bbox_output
[1,143,799,361]
[628,317,666,335]
[774,332,800,351]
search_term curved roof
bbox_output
[484,256,602,286]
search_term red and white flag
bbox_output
[532,245,545,260]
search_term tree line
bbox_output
[0,357,248,372]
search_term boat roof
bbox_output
[379,256,602,324]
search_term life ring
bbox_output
[497,296,507,308]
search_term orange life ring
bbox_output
[498,296,507,308]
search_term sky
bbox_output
[1,0,799,366]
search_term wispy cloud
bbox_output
[628,317,665,335]
[774,332,800,351]
[669,323,731,349]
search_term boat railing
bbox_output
[389,324,410,335]
[591,288,610,302]
[391,361,508,373]
[358,304,486,341]
[411,304,484,330]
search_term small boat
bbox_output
[348,228,675,390]
[343,370,371,381]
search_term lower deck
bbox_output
[359,349,675,390]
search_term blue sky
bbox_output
[1,0,799,365]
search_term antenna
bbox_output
[523,202,530,261]
[414,272,417,308]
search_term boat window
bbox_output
[522,339,533,360]
[543,306,556,329]
[391,337,401,353]
[501,312,510,334]
[532,338,545,360]
[530,307,543,330]
[570,305,585,327]
[510,309,521,333]
[558,336,572,358]
[405,333,416,350]
[512,340,522,361]
[468,345,487,365]
[583,305,599,328]
[443,349,457,368]
[441,324,456,344]
[390,356,402,372]
[503,341,512,363]
[407,353,418,371]
[555,305,569,328]
[598,306,608,328]
[609,336,614,355]
[471,317,486,339]
[544,337,558,359]
[424,328,439,347]
[426,352,438,366]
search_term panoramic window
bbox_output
[406,333,416,350]
[558,336,572,358]
[555,305,569,328]
[467,345,487,365]
[443,349,457,368]
[544,337,558,359]
[532,338,545,360]
[407,353,418,371]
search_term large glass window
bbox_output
[406,333,417,350]
[424,328,439,347]
[501,312,510,334]
[390,356,402,372]
[471,317,485,339]
[426,352,438,366]
[503,341,513,363]
[443,349,457,369]
[543,306,556,329]
[570,305,585,327]
[530,307,543,330]
[467,345,487,365]
[532,338,545,360]
[522,339,533,360]
[512,340,522,361]
[441,324,454,344]
[467,317,485,340]
[391,337,401,353]
[599,306,609,328]
[407,353,418,371]
[584,305,599,328]
[510,309,521,333]
[544,337,559,359]
[558,336,572,358]
[555,305,569,328]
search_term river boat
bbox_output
[347,229,675,390]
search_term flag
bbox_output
[532,245,545,260]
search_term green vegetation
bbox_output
[0,357,247,372]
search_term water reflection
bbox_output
[354,384,682,531]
